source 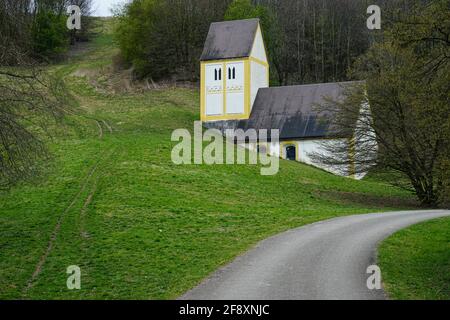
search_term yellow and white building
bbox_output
[200,19,374,179]
[200,19,268,121]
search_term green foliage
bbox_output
[115,0,230,80]
[224,0,281,85]
[341,0,450,207]
[0,23,417,299]
[224,0,258,20]
[32,10,69,59]
[115,0,166,78]
[114,0,372,85]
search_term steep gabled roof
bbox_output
[237,81,363,140]
[200,19,260,61]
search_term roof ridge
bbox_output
[211,18,260,25]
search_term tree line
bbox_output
[0,0,93,63]
[115,0,417,84]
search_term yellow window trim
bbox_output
[280,141,300,161]
[223,61,227,115]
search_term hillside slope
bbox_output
[0,20,417,299]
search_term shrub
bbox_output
[32,10,69,60]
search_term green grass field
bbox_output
[0,19,419,299]
[379,217,450,300]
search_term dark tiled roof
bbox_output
[200,19,259,61]
[241,82,359,139]
[204,81,363,140]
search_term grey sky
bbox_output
[92,0,128,17]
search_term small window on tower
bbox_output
[228,68,231,80]
[214,69,217,81]
[218,68,222,80]
[232,67,236,79]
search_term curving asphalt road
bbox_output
[180,210,450,300]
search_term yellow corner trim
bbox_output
[200,63,206,121]
[222,61,227,115]
[201,57,249,64]
[249,56,269,67]
[245,59,251,118]
[201,114,250,121]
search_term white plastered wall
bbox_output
[250,61,268,110]
[354,101,378,180]
[298,139,351,177]
[251,26,268,62]
[225,61,245,114]
[250,24,269,111]
[205,63,223,116]
[245,139,358,178]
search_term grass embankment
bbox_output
[0,19,418,299]
[379,217,450,300]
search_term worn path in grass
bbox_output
[181,210,450,300]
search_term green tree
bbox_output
[115,0,231,80]
[32,10,69,59]
[224,0,282,85]
[314,0,450,207]
[0,0,71,187]
[224,0,256,20]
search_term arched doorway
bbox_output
[285,145,296,161]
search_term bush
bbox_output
[115,0,231,81]
[32,10,69,59]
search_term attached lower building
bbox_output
[200,18,374,179]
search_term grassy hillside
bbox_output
[0,19,417,299]
[379,217,450,300]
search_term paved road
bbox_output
[180,210,450,300]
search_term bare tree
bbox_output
[0,0,70,188]
[312,39,449,207]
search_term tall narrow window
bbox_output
[232,67,236,79]
[214,69,217,81]
[228,68,231,79]
[218,68,222,80]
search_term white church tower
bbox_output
[200,19,269,122]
